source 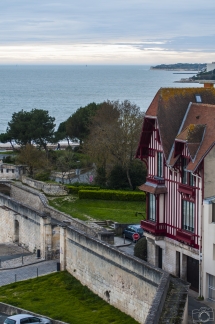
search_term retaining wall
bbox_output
[61,225,170,324]
[22,176,67,196]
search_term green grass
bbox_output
[48,195,146,223]
[0,272,138,324]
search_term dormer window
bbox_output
[195,94,202,103]
[182,157,195,186]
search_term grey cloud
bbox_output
[1,0,215,54]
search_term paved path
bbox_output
[0,260,58,286]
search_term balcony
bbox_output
[178,183,195,197]
[141,220,166,236]
[146,176,165,185]
[176,229,195,245]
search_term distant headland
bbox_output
[150,63,206,71]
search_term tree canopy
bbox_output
[84,100,145,189]
[66,102,101,144]
[0,109,56,150]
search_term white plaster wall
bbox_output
[204,146,215,198]
[202,202,215,299]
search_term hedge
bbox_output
[67,186,100,194]
[78,189,146,201]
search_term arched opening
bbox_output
[14,220,19,243]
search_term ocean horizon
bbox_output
[0,65,201,134]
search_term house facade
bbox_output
[136,86,215,297]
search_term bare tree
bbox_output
[84,100,144,188]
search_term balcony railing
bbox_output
[141,220,166,235]
[146,176,165,185]
[176,229,195,245]
[178,183,195,197]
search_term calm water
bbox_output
[0,65,200,134]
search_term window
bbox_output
[182,200,194,232]
[212,204,215,223]
[157,152,163,177]
[195,94,202,103]
[208,274,215,301]
[148,193,156,222]
[1,169,3,173]
[182,157,194,186]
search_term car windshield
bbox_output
[136,228,143,234]
[4,320,16,324]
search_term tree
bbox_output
[56,150,77,183]
[55,121,70,146]
[66,102,100,144]
[16,144,49,178]
[0,109,56,151]
[84,100,144,189]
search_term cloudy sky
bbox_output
[1,0,215,64]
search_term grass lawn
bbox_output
[0,272,138,324]
[48,195,146,223]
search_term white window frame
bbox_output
[149,193,156,222]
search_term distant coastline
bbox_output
[150,63,206,71]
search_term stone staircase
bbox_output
[87,220,115,233]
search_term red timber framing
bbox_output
[139,120,200,249]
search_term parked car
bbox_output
[123,224,144,242]
[4,314,51,324]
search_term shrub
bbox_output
[134,237,147,261]
[78,189,145,201]
[34,171,51,181]
[67,185,100,194]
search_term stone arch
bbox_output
[14,219,19,243]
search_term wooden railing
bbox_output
[141,220,166,235]
[176,229,195,245]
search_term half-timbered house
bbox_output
[136,85,215,296]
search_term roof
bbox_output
[173,103,215,172]
[139,182,167,194]
[136,87,215,172]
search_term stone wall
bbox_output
[60,225,170,324]
[22,176,67,196]
[0,193,44,254]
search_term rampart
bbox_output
[60,225,171,324]
[0,181,188,323]
[22,176,68,196]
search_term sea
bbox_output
[0,65,200,134]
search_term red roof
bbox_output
[136,87,215,172]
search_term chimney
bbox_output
[199,80,215,88]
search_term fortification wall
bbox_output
[61,226,169,324]
[22,176,67,196]
[0,193,43,253]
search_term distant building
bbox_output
[136,84,215,298]
[206,62,215,72]
[0,163,26,180]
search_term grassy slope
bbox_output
[48,196,146,223]
[0,272,138,324]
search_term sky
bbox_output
[1,0,215,65]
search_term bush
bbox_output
[3,155,15,164]
[34,171,51,181]
[134,237,147,261]
[67,185,100,194]
[78,189,145,201]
